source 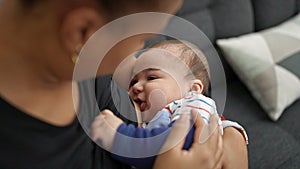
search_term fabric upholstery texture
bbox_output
[252,0,298,30]
[173,0,300,168]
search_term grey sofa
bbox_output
[171,0,300,168]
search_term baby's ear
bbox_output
[190,79,204,94]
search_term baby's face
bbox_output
[123,47,194,123]
[128,68,184,122]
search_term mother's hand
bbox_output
[154,110,223,169]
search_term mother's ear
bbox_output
[190,79,204,94]
[60,7,105,55]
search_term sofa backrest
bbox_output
[172,0,300,81]
[252,0,300,31]
[176,0,300,42]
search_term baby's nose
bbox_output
[132,82,143,94]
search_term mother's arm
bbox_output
[222,127,248,169]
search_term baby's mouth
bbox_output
[133,97,148,112]
[140,102,147,112]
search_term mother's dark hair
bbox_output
[20,0,161,10]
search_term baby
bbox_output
[92,40,248,169]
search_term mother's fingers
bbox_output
[159,113,190,154]
[212,128,223,169]
[190,109,221,144]
[190,109,205,143]
[154,113,190,169]
[190,112,223,168]
[199,113,220,144]
[154,110,224,169]
[198,113,223,161]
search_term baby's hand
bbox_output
[91,109,123,151]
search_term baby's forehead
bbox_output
[133,49,178,74]
[131,48,191,79]
[113,47,194,90]
[140,46,180,58]
[133,68,164,76]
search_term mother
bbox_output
[0,0,246,169]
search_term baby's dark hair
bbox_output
[150,40,210,96]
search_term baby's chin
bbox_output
[141,111,155,123]
[141,105,165,123]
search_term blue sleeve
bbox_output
[183,125,195,150]
[111,123,170,169]
[111,122,195,169]
[146,109,171,129]
[169,120,195,150]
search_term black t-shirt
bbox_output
[0,75,136,169]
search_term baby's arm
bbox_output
[145,109,171,129]
[111,123,169,169]
[91,109,169,169]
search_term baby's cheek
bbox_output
[142,89,167,122]
[148,89,167,111]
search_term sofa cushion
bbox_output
[172,0,300,168]
[170,0,254,82]
[211,0,254,39]
[278,99,300,141]
[224,80,300,169]
[176,0,212,15]
[174,0,254,42]
[247,124,300,169]
[216,13,300,121]
[252,0,299,31]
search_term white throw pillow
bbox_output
[217,13,300,121]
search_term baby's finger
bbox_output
[90,124,102,141]
[91,115,105,128]
[90,116,107,139]
[101,109,114,116]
